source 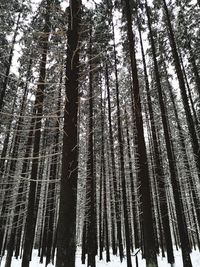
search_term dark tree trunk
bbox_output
[100,96,110,262]
[161,56,200,236]
[187,41,200,99]
[99,156,103,261]
[162,0,200,184]
[112,24,132,267]
[45,69,62,267]
[146,3,192,266]
[84,19,96,267]
[0,11,21,112]
[124,108,140,250]
[4,60,31,267]
[105,61,123,260]
[22,1,51,266]
[178,51,200,138]
[56,1,81,267]
[123,0,158,266]
[0,92,19,256]
[141,3,175,263]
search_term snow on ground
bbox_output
[1,248,200,266]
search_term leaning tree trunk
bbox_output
[56,1,81,267]
[4,59,32,267]
[161,55,200,237]
[146,3,192,267]
[162,0,200,184]
[137,6,174,264]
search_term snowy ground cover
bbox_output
[1,248,200,266]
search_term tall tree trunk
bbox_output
[112,24,132,267]
[85,19,96,267]
[45,68,62,267]
[146,3,192,267]
[0,92,19,256]
[0,11,21,112]
[138,5,174,263]
[187,41,200,99]
[101,96,110,262]
[124,108,140,250]
[56,1,81,266]
[105,61,123,260]
[161,56,200,236]
[162,0,200,183]
[22,1,51,266]
[4,59,31,267]
[123,0,158,266]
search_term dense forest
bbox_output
[0,0,200,267]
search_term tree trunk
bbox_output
[138,5,174,263]
[112,24,132,267]
[162,0,200,183]
[56,1,81,266]
[85,19,96,267]
[123,0,158,266]
[22,1,51,266]
[0,11,21,111]
[124,108,140,250]
[146,3,192,266]
[45,68,62,267]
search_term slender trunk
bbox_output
[124,109,140,250]
[106,146,117,255]
[138,5,174,263]
[162,0,200,182]
[0,93,18,256]
[123,0,158,266]
[112,25,132,267]
[99,160,103,260]
[85,20,96,267]
[187,41,200,99]
[4,59,31,267]
[146,3,192,266]
[162,58,200,234]
[45,69,62,267]
[105,61,123,260]
[178,51,200,137]
[22,1,51,266]
[0,11,21,111]
[101,96,110,262]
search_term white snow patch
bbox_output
[1,248,200,266]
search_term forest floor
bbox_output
[1,248,200,266]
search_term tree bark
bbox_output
[56,1,81,266]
